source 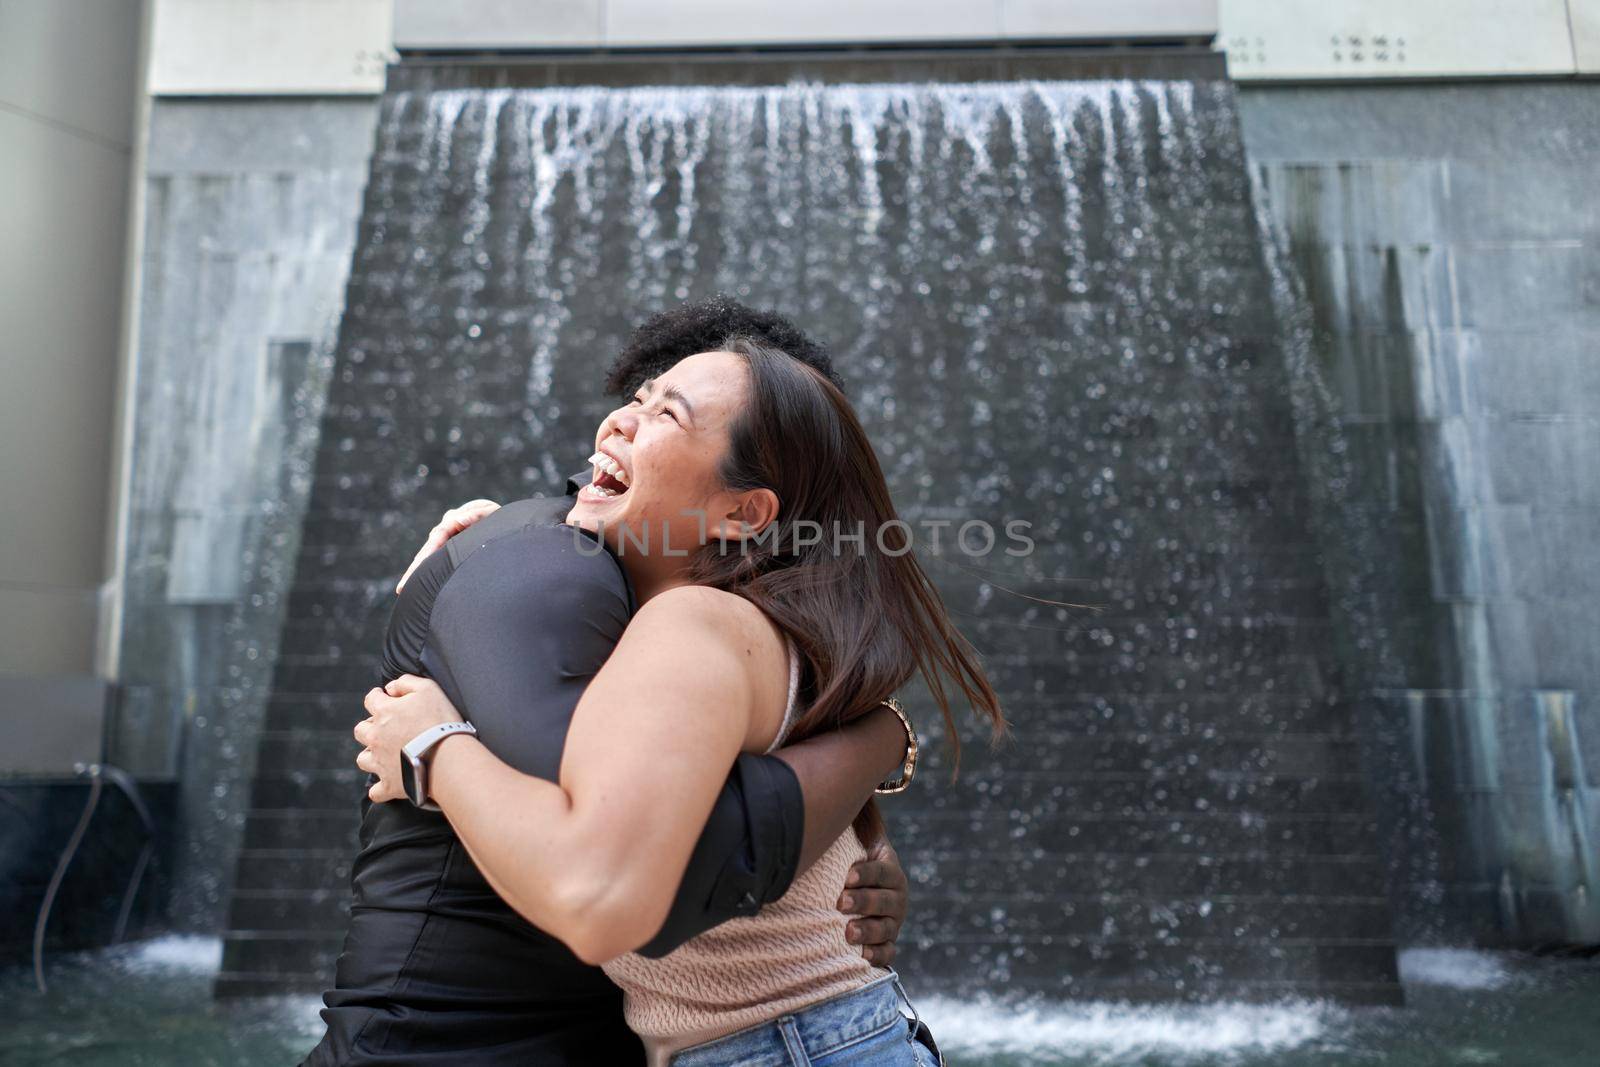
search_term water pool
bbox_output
[5,939,1597,1065]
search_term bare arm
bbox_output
[388,679,914,965]
[361,585,774,964]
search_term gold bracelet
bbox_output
[874,697,918,795]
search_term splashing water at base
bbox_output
[3,938,1598,1066]
[116,934,224,976]
[2,936,323,1067]
[922,996,1342,1064]
[1395,948,1514,991]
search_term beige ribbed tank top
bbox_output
[601,639,884,1065]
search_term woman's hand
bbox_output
[396,499,501,592]
[354,674,465,803]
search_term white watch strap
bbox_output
[403,720,477,761]
[403,721,477,809]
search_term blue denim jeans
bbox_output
[668,973,942,1066]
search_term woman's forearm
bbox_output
[427,734,671,962]
[772,704,908,871]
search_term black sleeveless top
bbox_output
[305,497,803,1066]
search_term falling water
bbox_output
[223,77,1400,1004]
[1249,168,1451,945]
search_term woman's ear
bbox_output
[712,487,780,542]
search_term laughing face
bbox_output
[566,350,776,568]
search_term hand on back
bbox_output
[396,499,502,592]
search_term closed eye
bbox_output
[633,391,681,423]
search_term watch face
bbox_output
[399,755,421,806]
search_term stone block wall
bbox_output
[113,98,375,932]
[1241,82,1600,945]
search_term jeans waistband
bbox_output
[670,974,906,1066]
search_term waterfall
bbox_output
[222,76,1401,1004]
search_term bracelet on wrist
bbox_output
[874,698,918,795]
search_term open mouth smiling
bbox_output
[583,444,631,499]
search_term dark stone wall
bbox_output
[218,56,1400,1003]
[0,781,175,965]
[1243,83,1600,948]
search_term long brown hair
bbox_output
[687,338,1006,768]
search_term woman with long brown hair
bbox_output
[358,329,1004,1065]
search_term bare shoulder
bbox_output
[632,585,772,643]
[621,587,790,748]
[635,586,786,673]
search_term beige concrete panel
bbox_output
[148,0,391,95]
[0,0,141,147]
[1003,0,1218,39]
[1218,0,1577,80]
[604,0,1001,47]
[0,585,99,675]
[394,0,603,50]
[1572,0,1600,72]
[0,108,127,594]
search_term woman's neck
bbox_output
[621,554,695,606]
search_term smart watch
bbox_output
[399,721,478,810]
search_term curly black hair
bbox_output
[603,295,844,396]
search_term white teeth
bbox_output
[586,449,630,486]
